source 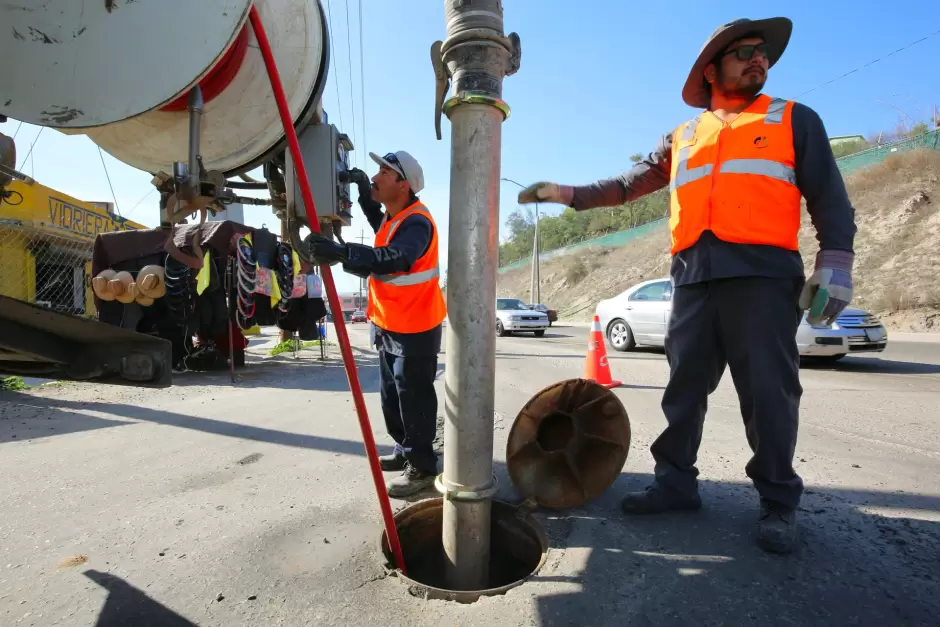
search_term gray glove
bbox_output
[517,182,574,206]
[799,250,854,326]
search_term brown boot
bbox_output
[620,486,702,515]
[757,499,797,554]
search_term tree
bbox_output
[629,153,643,163]
[908,122,929,137]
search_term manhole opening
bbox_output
[380,498,547,603]
[536,410,574,452]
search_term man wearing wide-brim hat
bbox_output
[518,17,857,554]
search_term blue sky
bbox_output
[5,1,939,293]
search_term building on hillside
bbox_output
[0,178,147,315]
[829,134,866,147]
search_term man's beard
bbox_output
[717,70,765,100]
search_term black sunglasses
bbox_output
[723,42,770,62]
[383,153,407,181]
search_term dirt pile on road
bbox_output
[497,150,940,331]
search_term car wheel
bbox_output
[496,320,509,337]
[607,318,635,352]
[534,330,545,337]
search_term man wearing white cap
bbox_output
[308,150,446,497]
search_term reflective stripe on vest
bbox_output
[366,202,447,333]
[372,266,440,286]
[668,94,801,254]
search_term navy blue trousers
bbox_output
[379,348,439,475]
[652,277,806,509]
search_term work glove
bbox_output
[517,182,574,206]
[307,233,348,266]
[339,167,371,195]
[342,242,377,279]
[799,250,854,326]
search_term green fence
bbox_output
[499,129,940,274]
[835,128,940,176]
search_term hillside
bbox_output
[497,150,940,332]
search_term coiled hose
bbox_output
[235,234,256,330]
[274,241,293,316]
[164,253,196,323]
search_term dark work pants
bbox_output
[651,277,805,510]
[379,347,439,475]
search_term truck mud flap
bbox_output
[0,295,171,387]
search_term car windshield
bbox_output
[497,298,529,311]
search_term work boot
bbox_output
[757,499,798,554]
[379,452,407,472]
[620,485,702,515]
[386,463,435,498]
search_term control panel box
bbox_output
[285,123,354,227]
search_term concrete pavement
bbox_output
[1,321,938,625]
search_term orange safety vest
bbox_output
[668,93,802,255]
[366,201,447,334]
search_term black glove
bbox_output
[307,233,348,266]
[340,168,371,195]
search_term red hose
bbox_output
[248,7,408,575]
[160,26,250,112]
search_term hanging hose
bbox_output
[235,234,256,330]
[249,7,407,575]
[274,241,294,316]
[164,253,197,324]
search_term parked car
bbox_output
[496,297,549,337]
[595,277,888,362]
[527,303,558,326]
[350,310,367,323]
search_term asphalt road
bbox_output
[1,323,938,626]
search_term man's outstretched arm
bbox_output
[517,132,673,210]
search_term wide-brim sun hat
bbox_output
[682,17,793,109]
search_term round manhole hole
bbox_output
[379,498,547,603]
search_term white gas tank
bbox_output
[0,0,329,176]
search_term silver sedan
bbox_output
[595,277,888,363]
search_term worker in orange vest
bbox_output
[308,150,446,497]
[518,17,857,554]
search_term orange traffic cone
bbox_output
[584,315,621,388]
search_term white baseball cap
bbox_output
[369,150,424,194]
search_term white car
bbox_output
[595,277,888,363]
[496,297,549,337]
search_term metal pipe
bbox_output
[187,85,204,198]
[530,205,540,304]
[501,177,540,304]
[437,0,520,591]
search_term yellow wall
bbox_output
[2,179,147,241]
[0,179,148,313]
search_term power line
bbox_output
[797,27,940,98]
[124,187,156,218]
[343,0,359,168]
[357,0,368,162]
[97,146,121,216]
[11,120,24,140]
[16,126,43,170]
[324,0,346,133]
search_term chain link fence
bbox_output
[835,128,940,176]
[499,129,940,274]
[0,218,96,316]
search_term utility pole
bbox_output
[501,177,540,304]
[356,228,367,310]
[432,1,521,591]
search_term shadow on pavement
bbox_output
[511,468,940,626]
[84,569,197,627]
[0,391,395,457]
[802,355,940,375]
[385,458,939,625]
